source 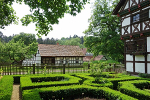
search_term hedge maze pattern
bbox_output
[0,72,150,100]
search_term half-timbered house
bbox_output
[113,0,150,74]
[22,44,85,66]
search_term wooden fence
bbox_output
[0,63,125,75]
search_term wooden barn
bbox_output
[113,0,150,74]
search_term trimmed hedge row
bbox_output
[0,76,13,100]
[107,75,141,90]
[20,74,82,90]
[22,85,137,100]
[74,73,113,88]
[73,73,141,89]
[118,80,150,100]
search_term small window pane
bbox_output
[133,14,140,23]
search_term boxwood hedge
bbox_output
[0,76,13,100]
[20,74,82,90]
[118,80,150,100]
[22,85,137,100]
[73,73,141,89]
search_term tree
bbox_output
[0,1,18,29]
[0,33,38,64]
[0,0,89,36]
[57,37,85,48]
[84,0,124,61]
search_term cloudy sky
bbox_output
[0,1,95,39]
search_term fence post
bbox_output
[113,63,116,72]
[33,64,35,74]
[88,63,90,73]
[63,64,65,74]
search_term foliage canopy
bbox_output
[84,0,124,61]
[0,0,89,36]
[0,33,38,64]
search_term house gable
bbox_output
[113,0,150,17]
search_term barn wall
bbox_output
[55,57,83,65]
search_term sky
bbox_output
[0,1,95,39]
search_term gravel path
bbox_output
[11,84,21,100]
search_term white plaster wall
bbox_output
[122,17,130,27]
[147,54,150,61]
[22,55,37,66]
[147,37,150,52]
[135,63,145,73]
[122,26,130,35]
[79,57,82,60]
[132,24,140,33]
[35,53,41,65]
[142,6,150,10]
[135,55,145,61]
[126,62,133,72]
[147,63,150,74]
[126,54,133,61]
[130,0,139,7]
[143,21,150,30]
[122,28,124,35]
[124,1,129,10]
[132,10,140,14]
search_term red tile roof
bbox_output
[82,48,87,55]
[38,44,85,57]
[81,48,105,61]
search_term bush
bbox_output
[20,74,82,91]
[22,85,137,100]
[138,73,150,78]
[0,76,13,100]
[91,60,120,64]
[118,80,150,100]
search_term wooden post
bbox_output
[113,63,116,72]
[33,64,35,74]
[88,63,90,73]
[63,64,65,74]
[10,65,11,75]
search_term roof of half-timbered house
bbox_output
[113,0,126,15]
[113,0,150,16]
[38,44,85,57]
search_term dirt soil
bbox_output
[11,84,21,100]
